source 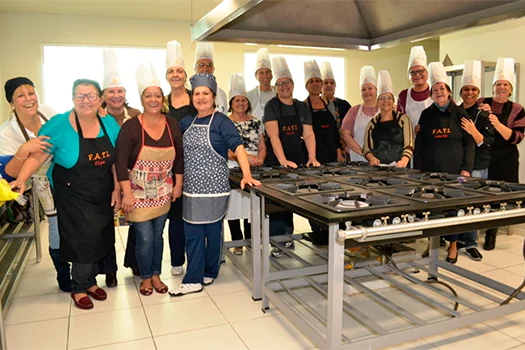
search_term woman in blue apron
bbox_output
[170,73,260,296]
[12,79,121,310]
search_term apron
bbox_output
[406,87,433,131]
[14,112,56,216]
[265,100,306,166]
[182,113,231,224]
[52,113,116,263]
[125,115,175,223]
[308,97,338,164]
[371,115,404,164]
[252,87,276,120]
[350,104,373,162]
[484,98,520,182]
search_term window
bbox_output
[244,52,345,101]
[42,46,170,113]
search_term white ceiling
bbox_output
[0,0,222,22]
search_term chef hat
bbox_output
[102,49,124,90]
[136,61,162,97]
[320,61,335,81]
[190,73,217,94]
[195,41,214,64]
[359,66,377,88]
[304,60,322,85]
[166,40,185,72]
[493,57,515,86]
[377,70,393,97]
[255,48,272,74]
[407,46,428,79]
[272,56,292,81]
[461,60,482,91]
[428,62,449,88]
[229,73,247,100]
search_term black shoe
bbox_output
[49,248,72,292]
[456,241,466,251]
[131,268,140,277]
[483,235,496,251]
[440,237,447,247]
[465,247,483,261]
[445,249,458,264]
[105,273,118,288]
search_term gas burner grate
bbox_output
[449,180,525,195]
[335,176,421,188]
[265,180,357,196]
[299,191,410,212]
[380,185,483,203]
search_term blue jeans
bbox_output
[132,213,168,279]
[48,215,60,250]
[169,219,185,267]
[472,168,488,179]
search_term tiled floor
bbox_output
[5,217,525,350]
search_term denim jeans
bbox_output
[472,168,488,179]
[48,215,60,250]
[169,219,186,267]
[133,213,168,279]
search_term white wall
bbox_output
[0,11,438,122]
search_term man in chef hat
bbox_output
[246,48,275,121]
[397,46,433,133]
[102,49,140,127]
[193,41,228,114]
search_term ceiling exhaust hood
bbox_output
[191,0,525,50]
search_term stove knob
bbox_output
[392,217,401,225]
[473,207,481,215]
[466,206,474,215]
[483,205,491,213]
[457,209,465,217]
[407,214,416,223]
[373,219,382,227]
[401,214,408,224]
[422,212,430,221]
[500,203,507,211]
[381,216,390,226]
[517,201,522,209]
[345,221,352,230]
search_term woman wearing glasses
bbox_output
[12,79,121,310]
[363,71,414,167]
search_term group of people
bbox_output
[0,40,523,309]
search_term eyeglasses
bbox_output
[74,93,99,102]
[409,69,426,77]
[276,80,292,88]
[196,62,214,69]
[378,95,393,101]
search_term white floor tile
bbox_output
[211,289,280,323]
[483,269,525,288]
[22,257,59,277]
[155,324,247,350]
[144,296,228,336]
[484,309,525,342]
[68,307,151,349]
[203,264,252,296]
[380,338,437,349]
[136,277,207,306]
[232,314,314,350]
[80,338,155,350]
[454,255,499,274]
[70,283,141,316]
[6,318,68,350]
[95,267,137,287]
[14,273,62,298]
[505,264,525,277]
[6,293,70,325]
[482,249,525,269]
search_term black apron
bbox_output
[308,97,338,164]
[53,113,116,263]
[371,116,404,164]
[265,100,306,166]
[484,98,519,182]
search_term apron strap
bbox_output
[74,111,108,139]
[14,111,49,142]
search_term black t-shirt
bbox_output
[263,97,312,125]
[462,104,494,171]
[165,90,197,122]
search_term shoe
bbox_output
[465,247,483,261]
[169,283,203,297]
[49,248,72,292]
[439,237,447,247]
[203,277,214,285]
[71,293,93,310]
[139,281,153,296]
[284,241,295,249]
[171,266,184,276]
[105,273,118,288]
[445,249,458,264]
[131,268,140,277]
[456,242,466,251]
[87,287,107,301]
[483,234,496,251]
[270,247,283,258]
[152,280,169,294]
[233,247,243,256]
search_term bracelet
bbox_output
[14,154,28,161]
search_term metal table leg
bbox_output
[325,223,344,349]
[427,236,440,280]
[261,201,270,311]
[251,190,262,301]
[32,186,42,263]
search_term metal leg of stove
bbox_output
[326,223,344,349]
[261,209,270,312]
[427,236,440,280]
[251,190,262,301]
[32,186,42,263]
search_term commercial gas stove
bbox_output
[395,172,461,184]
[378,184,484,204]
[264,180,356,196]
[448,179,525,195]
[334,175,422,189]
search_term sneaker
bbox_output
[168,283,203,297]
[284,241,295,249]
[465,247,483,261]
[483,234,496,251]
[171,266,184,276]
[233,247,243,256]
[270,247,283,258]
[203,277,214,285]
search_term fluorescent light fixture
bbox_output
[244,43,258,46]
[410,37,432,43]
[276,44,345,51]
[357,45,370,51]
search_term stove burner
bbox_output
[318,167,364,177]
[299,191,410,212]
[230,167,304,181]
[450,180,525,195]
[383,185,483,203]
[397,172,461,184]
[274,181,343,194]
[336,176,419,188]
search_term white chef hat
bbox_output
[493,57,515,86]
[320,61,335,81]
[102,49,124,90]
[304,60,322,85]
[428,62,449,88]
[229,73,247,100]
[136,61,162,97]
[377,70,393,97]
[255,48,272,74]
[195,41,214,64]
[359,66,377,88]
[461,60,482,91]
[166,40,185,72]
[272,56,292,81]
[407,46,428,79]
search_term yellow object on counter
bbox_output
[0,178,20,202]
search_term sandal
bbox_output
[139,281,153,296]
[152,281,168,294]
